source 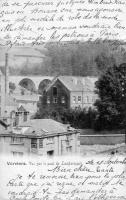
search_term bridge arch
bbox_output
[19,78,37,92]
[38,79,51,94]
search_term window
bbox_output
[53,97,57,103]
[66,135,72,147]
[47,137,54,144]
[39,139,43,148]
[53,87,57,96]
[47,96,50,104]
[11,137,24,143]
[78,96,81,103]
[67,146,72,153]
[73,96,76,103]
[66,135,72,141]
[12,152,23,156]
[66,140,70,146]
[61,96,65,104]
[31,138,37,148]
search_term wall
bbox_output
[70,91,83,109]
[18,101,38,114]
[0,131,80,156]
[43,79,70,110]
[32,132,80,156]
[80,134,125,145]
[70,91,98,109]
[0,136,31,156]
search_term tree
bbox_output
[9,82,16,91]
[35,106,97,129]
[95,52,116,73]
[94,63,126,130]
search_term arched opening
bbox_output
[38,79,51,94]
[19,78,37,93]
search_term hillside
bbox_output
[0,40,126,76]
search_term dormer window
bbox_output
[53,87,57,96]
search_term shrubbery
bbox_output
[34,107,98,129]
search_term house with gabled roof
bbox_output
[42,76,98,110]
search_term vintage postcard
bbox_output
[0,0,126,199]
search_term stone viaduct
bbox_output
[9,75,54,93]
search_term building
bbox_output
[11,94,40,115]
[0,67,38,125]
[10,85,39,115]
[42,76,98,111]
[1,93,30,127]
[5,105,30,127]
[3,94,30,126]
[0,119,80,156]
[15,105,30,126]
[0,67,30,126]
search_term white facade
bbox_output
[0,119,80,156]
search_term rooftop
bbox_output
[12,94,39,102]
[46,76,98,92]
[0,119,75,137]
[19,119,71,136]
[18,105,28,113]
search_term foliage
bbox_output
[94,63,126,130]
[9,82,16,91]
[35,106,97,129]
[9,40,126,76]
